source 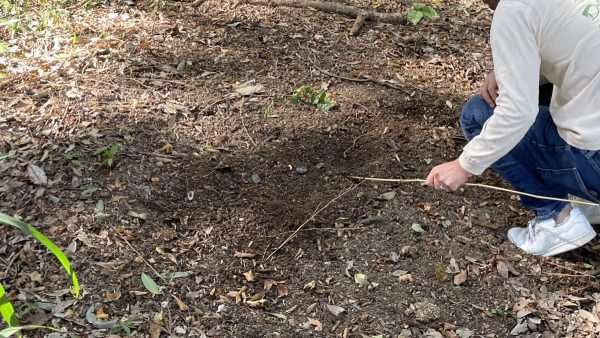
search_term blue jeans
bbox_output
[460,95,600,220]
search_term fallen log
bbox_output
[196,0,407,35]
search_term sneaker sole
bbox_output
[541,229,597,257]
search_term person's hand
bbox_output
[480,70,498,108]
[425,159,472,192]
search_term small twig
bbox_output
[343,131,374,158]
[545,261,591,276]
[307,50,412,95]
[239,105,257,147]
[264,226,372,238]
[112,226,167,283]
[266,182,362,260]
[196,99,225,118]
[350,176,600,207]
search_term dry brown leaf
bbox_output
[172,295,189,311]
[149,323,162,338]
[106,290,122,302]
[234,251,255,258]
[276,283,289,297]
[454,270,468,286]
[306,302,318,314]
[398,274,416,282]
[579,309,599,323]
[95,307,109,320]
[326,304,346,316]
[243,271,255,282]
[264,279,276,291]
[28,271,43,283]
[308,317,323,332]
[496,261,509,279]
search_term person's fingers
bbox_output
[487,81,498,105]
[433,173,442,191]
[480,82,495,108]
[425,170,435,188]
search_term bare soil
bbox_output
[2,1,600,337]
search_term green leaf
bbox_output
[0,283,19,329]
[317,102,332,112]
[420,6,437,18]
[95,200,105,213]
[407,10,424,25]
[0,325,63,337]
[0,153,9,161]
[584,263,594,269]
[81,187,98,197]
[0,213,80,298]
[290,96,301,105]
[85,304,97,325]
[413,2,427,10]
[141,273,161,295]
[372,335,384,338]
[411,223,425,233]
[94,146,107,156]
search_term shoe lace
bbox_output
[528,218,540,242]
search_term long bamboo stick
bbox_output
[350,176,600,207]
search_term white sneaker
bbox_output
[507,207,596,256]
[570,196,600,225]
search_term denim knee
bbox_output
[460,95,494,141]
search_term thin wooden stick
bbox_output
[350,176,600,207]
[112,226,167,283]
[266,182,362,260]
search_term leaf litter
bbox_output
[0,0,598,337]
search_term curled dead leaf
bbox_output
[496,261,510,279]
[307,317,323,332]
[243,271,255,282]
[454,270,468,286]
[172,295,189,311]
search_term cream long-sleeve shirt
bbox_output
[458,0,600,175]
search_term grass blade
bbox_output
[0,325,64,337]
[0,283,19,329]
[0,213,80,297]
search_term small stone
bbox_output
[296,166,308,175]
[414,302,441,322]
[377,191,396,201]
[251,173,261,184]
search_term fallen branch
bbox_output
[350,176,600,207]
[221,0,407,35]
[307,51,413,95]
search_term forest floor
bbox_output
[2,0,600,337]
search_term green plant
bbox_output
[407,2,438,25]
[490,308,506,317]
[0,213,79,336]
[94,144,119,167]
[0,0,72,37]
[64,152,86,166]
[290,86,332,112]
[110,318,140,335]
[150,0,166,9]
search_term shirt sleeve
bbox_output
[458,2,542,175]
